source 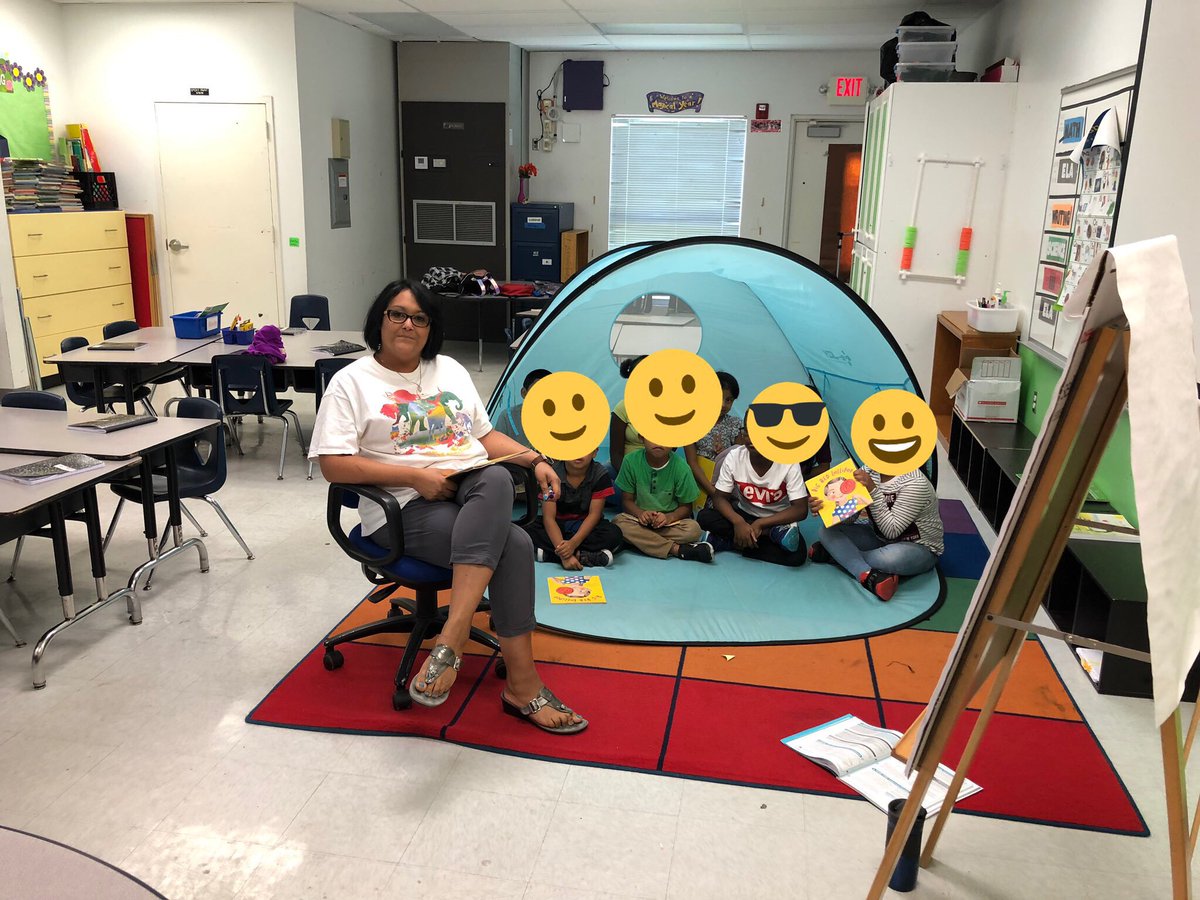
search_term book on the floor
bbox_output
[781,714,982,816]
[805,459,873,528]
[312,339,366,356]
[1075,647,1103,684]
[88,341,146,352]
[1071,512,1139,542]
[67,413,156,434]
[0,453,104,485]
[548,575,607,604]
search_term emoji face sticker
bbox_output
[623,349,722,447]
[746,383,829,464]
[522,372,611,460]
[851,389,937,476]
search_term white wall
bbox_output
[295,6,399,329]
[526,50,880,255]
[59,3,308,314]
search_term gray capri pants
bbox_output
[368,465,536,638]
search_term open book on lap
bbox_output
[782,714,982,816]
[0,453,104,485]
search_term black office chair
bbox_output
[322,465,536,711]
[306,356,356,480]
[288,294,331,331]
[59,336,155,416]
[105,320,190,403]
[102,398,253,588]
[211,353,306,479]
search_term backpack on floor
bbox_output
[421,266,465,293]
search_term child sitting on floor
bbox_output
[525,450,623,569]
[614,440,713,562]
[685,370,745,508]
[696,422,809,567]
[808,466,944,600]
[493,368,552,443]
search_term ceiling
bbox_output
[58,0,999,51]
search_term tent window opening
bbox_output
[608,116,747,248]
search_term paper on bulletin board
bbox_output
[0,84,54,160]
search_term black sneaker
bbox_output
[860,569,899,601]
[577,549,615,567]
[700,530,735,553]
[678,541,715,563]
[808,542,831,564]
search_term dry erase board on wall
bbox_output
[0,58,56,161]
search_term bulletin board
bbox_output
[0,58,56,161]
[1026,66,1135,359]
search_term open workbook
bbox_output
[782,714,982,816]
[0,453,104,485]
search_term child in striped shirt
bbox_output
[808,466,943,601]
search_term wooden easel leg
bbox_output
[868,766,937,900]
[1161,708,1193,900]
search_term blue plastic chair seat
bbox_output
[347,524,453,584]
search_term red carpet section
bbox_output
[249,595,1148,836]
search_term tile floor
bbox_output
[0,340,1189,898]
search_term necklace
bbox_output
[395,359,424,393]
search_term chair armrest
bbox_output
[326,484,405,567]
[498,462,538,527]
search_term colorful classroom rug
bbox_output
[248,499,1147,836]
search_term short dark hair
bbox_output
[362,279,444,361]
[619,355,647,379]
[716,371,740,400]
[523,368,552,393]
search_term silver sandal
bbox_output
[502,686,588,735]
[409,643,461,708]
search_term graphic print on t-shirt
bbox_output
[380,388,474,455]
[733,478,786,508]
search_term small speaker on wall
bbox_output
[562,60,605,111]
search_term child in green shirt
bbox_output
[614,440,713,562]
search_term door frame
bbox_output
[152,97,286,323]
[780,112,867,251]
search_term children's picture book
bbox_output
[0,453,104,485]
[67,413,156,434]
[804,459,873,527]
[781,714,982,816]
[1072,512,1139,542]
[548,575,607,605]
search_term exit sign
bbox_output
[828,75,868,106]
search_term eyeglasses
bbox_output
[748,401,825,428]
[384,309,431,328]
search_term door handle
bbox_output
[167,238,190,251]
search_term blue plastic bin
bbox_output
[171,311,222,339]
[222,327,255,345]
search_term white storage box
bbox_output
[897,41,957,63]
[966,298,1020,333]
[897,24,956,42]
[947,353,1021,424]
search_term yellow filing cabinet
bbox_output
[8,211,133,378]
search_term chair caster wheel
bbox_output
[393,690,412,711]
[494,659,507,679]
[323,648,344,670]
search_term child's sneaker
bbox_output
[700,530,735,553]
[678,541,715,563]
[769,523,801,552]
[535,548,547,563]
[808,542,831,564]
[859,569,899,601]
[577,549,614,568]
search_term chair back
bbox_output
[288,294,331,331]
[1,390,67,411]
[103,320,139,339]
[314,356,355,413]
[174,397,226,495]
[211,353,283,416]
[59,336,99,407]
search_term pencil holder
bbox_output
[223,327,256,345]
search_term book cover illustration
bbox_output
[804,458,873,527]
[548,575,607,605]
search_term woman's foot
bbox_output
[503,682,586,731]
[411,642,463,704]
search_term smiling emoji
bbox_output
[850,389,936,476]
[521,372,610,460]
[623,349,722,447]
[746,382,829,464]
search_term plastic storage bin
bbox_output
[222,327,255,345]
[897,41,956,63]
[897,24,956,42]
[77,172,119,211]
[966,299,1020,333]
[895,62,957,82]
[171,311,222,339]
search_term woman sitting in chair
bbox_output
[310,279,586,735]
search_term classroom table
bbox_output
[171,328,372,392]
[42,326,222,414]
[0,452,141,687]
[437,294,537,371]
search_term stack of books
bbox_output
[3,159,83,213]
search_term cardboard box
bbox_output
[946,352,1021,424]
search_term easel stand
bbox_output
[869,309,1195,897]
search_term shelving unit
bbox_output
[931,311,1020,445]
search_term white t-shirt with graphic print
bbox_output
[714,445,808,518]
[309,354,492,536]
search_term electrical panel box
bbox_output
[329,158,350,228]
[562,60,605,111]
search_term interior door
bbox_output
[784,118,864,275]
[155,102,281,321]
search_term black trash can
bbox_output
[884,798,927,892]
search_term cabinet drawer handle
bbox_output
[104,228,119,232]
[36,314,52,319]
[108,265,123,269]
[26,232,43,237]
[32,274,48,278]
[111,302,124,306]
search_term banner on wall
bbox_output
[645,91,704,114]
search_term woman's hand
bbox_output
[808,495,825,516]
[854,468,877,492]
[733,519,757,549]
[535,460,561,501]
[412,467,457,502]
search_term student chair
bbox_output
[102,398,254,587]
[59,336,155,416]
[306,356,356,480]
[0,390,67,411]
[104,320,190,402]
[211,353,306,479]
[288,294,331,331]
[322,465,536,711]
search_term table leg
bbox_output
[165,443,183,549]
[139,455,159,561]
[123,364,136,414]
[81,486,107,601]
[31,500,75,689]
[92,364,106,413]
